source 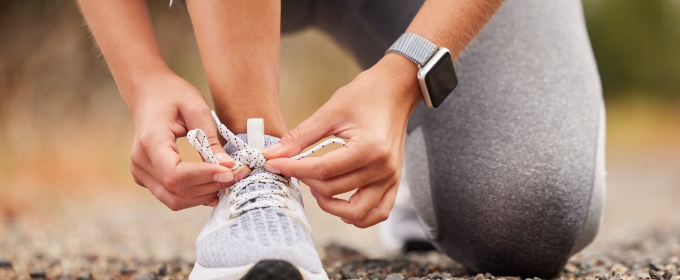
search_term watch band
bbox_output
[385,33,439,67]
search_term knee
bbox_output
[433,209,589,277]
[420,105,606,277]
[435,229,575,278]
[430,177,601,278]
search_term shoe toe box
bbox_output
[195,207,323,274]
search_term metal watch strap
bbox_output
[385,33,439,67]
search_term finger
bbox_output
[130,161,151,188]
[142,129,234,189]
[262,110,335,158]
[156,186,221,211]
[347,182,399,228]
[170,166,251,206]
[182,106,235,168]
[172,181,230,199]
[141,128,184,181]
[300,165,390,197]
[136,167,219,211]
[204,197,219,207]
[264,137,381,180]
[311,180,389,221]
[168,165,250,198]
[173,162,233,188]
[231,166,252,181]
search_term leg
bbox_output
[406,1,604,277]
[186,0,287,137]
[185,4,330,279]
[311,0,605,277]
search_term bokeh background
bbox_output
[0,0,679,275]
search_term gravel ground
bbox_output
[1,154,678,280]
[1,218,679,280]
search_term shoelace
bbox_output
[187,111,345,216]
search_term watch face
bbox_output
[424,52,458,108]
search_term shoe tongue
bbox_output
[246,118,265,150]
[225,133,280,175]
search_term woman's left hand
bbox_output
[262,55,421,228]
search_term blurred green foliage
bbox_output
[583,0,680,101]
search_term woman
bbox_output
[77,0,605,279]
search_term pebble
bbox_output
[651,270,664,280]
[29,270,47,279]
[76,271,92,280]
[0,259,12,269]
[132,272,156,280]
[664,272,674,280]
[651,264,665,271]
[158,263,170,276]
[387,273,405,280]
[120,267,137,275]
[612,272,623,280]
[428,273,443,279]
[564,263,578,273]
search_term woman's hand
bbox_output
[77,0,252,210]
[262,55,421,228]
[127,69,251,211]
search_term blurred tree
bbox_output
[583,0,680,101]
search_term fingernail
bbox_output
[263,162,280,174]
[213,172,233,183]
[341,218,353,224]
[215,152,232,163]
[262,144,281,155]
[310,188,319,198]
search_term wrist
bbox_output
[124,67,180,114]
[371,53,423,110]
[127,64,173,90]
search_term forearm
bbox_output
[408,0,503,59]
[187,0,285,136]
[379,0,504,108]
[78,0,170,104]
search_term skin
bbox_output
[186,0,287,137]
[263,0,504,228]
[77,0,250,210]
[77,0,503,227]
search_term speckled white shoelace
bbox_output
[187,111,345,215]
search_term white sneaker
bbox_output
[186,114,342,280]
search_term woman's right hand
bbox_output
[127,70,251,210]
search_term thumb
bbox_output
[184,107,235,168]
[262,111,334,159]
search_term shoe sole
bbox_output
[189,259,329,280]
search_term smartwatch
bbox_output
[386,33,458,108]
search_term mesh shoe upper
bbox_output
[194,134,323,274]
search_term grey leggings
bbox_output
[282,0,605,278]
